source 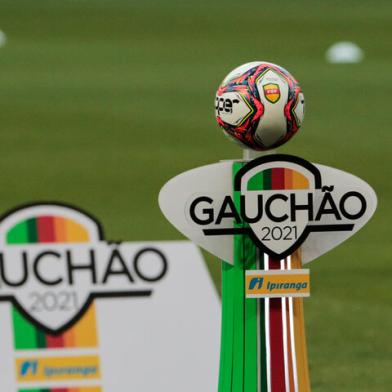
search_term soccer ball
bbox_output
[215,61,305,151]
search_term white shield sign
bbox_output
[159,154,377,263]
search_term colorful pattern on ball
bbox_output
[215,62,304,151]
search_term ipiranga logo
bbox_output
[246,269,310,298]
[16,355,100,382]
[0,203,168,334]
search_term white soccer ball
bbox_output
[215,61,305,151]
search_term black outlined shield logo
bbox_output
[235,155,322,258]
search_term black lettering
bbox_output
[265,194,288,222]
[290,193,314,221]
[240,194,263,223]
[216,196,241,225]
[315,192,341,221]
[102,249,134,283]
[33,251,63,286]
[219,97,225,113]
[0,252,28,287]
[216,97,240,114]
[339,191,367,220]
[134,248,168,282]
[66,249,97,285]
[189,196,214,225]
[224,99,232,113]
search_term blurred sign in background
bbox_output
[0,1,391,391]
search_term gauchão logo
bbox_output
[188,155,367,259]
[0,203,168,334]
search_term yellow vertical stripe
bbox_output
[292,171,309,189]
[291,249,312,391]
[59,217,96,349]
[73,303,99,347]
[285,280,295,392]
[66,219,89,242]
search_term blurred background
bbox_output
[0,0,391,390]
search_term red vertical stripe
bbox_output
[52,389,69,392]
[46,334,65,349]
[272,168,285,190]
[37,216,56,243]
[269,258,286,392]
[37,216,65,350]
[284,259,295,391]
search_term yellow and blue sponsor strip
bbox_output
[245,269,310,298]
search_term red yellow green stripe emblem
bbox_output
[7,216,89,244]
[247,167,309,191]
[8,215,98,351]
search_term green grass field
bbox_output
[0,0,391,390]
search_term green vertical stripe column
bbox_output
[243,234,257,391]
[19,389,49,392]
[231,221,245,391]
[12,309,38,349]
[263,169,272,190]
[258,256,268,392]
[247,172,263,191]
[12,305,47,350]
[219,260,235,391]
[7,219,46,350]
[218,162,259,392]
[26,218,39,243]
[7,219,39,244]
[7,221,29,244]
